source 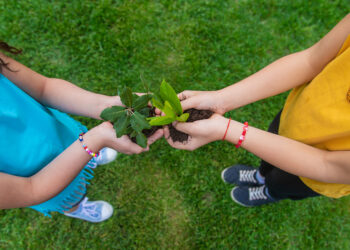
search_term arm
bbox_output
[0,122,163,209]
[0,53,122,119]
[180,14,350,113]
[166,115,350,184]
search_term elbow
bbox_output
[27,176,61,206]
[37,77,51,103]
[321,152,350,184]
[302,48,325,81]
[26,177,44,206]
[318,151,333,183]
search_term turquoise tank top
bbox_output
[0,74,95,216]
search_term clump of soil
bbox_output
[169,108,213,143]
[140,125,161,139]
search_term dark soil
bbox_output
[169,108,213,143]
[131,108,161,143]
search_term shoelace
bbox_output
[78,197,99,218]
[239,170,257,183]
[249,186,267,201]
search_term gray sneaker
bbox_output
[231,185,278,207]
[221,165,260,186]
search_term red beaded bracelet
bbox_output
[79,132,100,158]
[235,122,249,148]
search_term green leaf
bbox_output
[113,111,128,125]
[130,111,151,132]
[159,80,182,116]
[136,132,147,148]
[148,115,175,126]
[176,112,190,122]
[130,130,138,138]
[114,115,130,137]
[133,94,152,110]
[120,87,133,107]
[162,101,176,118]
[139,107,150,116]
[151,93,164,110]
[125,126,133,135]
[100,106,126,122]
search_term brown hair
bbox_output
[0,41,22,72]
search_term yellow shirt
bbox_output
[279,35,350,198]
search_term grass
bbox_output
[0,0,349,249]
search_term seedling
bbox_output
[100,87,152,148]
[100,80,189,148]
[148,80,189,126]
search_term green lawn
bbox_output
[1,0,349,249]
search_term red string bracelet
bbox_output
[235,122,249,148]
[79,132,100,158]
[222,118,232,141]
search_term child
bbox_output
[165,14,350,206]
[0,42,163,221]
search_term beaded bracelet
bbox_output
[78,132,100,158]
[235,122,249,148]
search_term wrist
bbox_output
[82,127,106,153]
[215,89,231,113]
[225,120,247,144]
[213,115,230,141]
[108,96,123,106]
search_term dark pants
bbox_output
[258,111,320,200]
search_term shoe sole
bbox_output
[230,187,251,207]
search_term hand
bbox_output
[93,122,163,155]
[178,90,226,114]
[164,114,227,151]
[98,96,123,120]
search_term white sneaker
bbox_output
[95,147,118,165]
[64,197,113,223]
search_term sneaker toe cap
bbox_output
[221,167,238,184]
[100,201,114,221]
[105,148,118,160]
[97,148,118,165]
[230,187,250,207]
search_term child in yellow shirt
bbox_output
[165,14,350,206]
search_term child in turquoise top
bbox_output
[0,41,163,222]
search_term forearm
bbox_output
[41,78,122,119]
[29,128,104,205]
[0,54,122,119]
[0,128,104,209]
[218,14,350,112]
[220,118,349,184]
[1,120,156,209]
[218,50,318,111]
